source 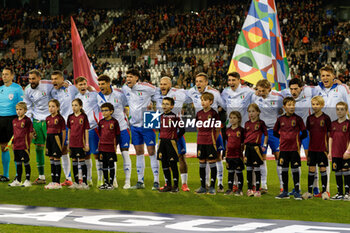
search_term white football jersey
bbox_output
[186,86,223,113]
[76,91,100,129]
[122,82,157,127]
[154,87,187,116]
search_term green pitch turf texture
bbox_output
[0,132,349,232]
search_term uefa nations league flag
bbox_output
[228,0,290,90]
[71,17,100,91]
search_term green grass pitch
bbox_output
[0,132,349,232]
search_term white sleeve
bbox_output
[23,88,33,119]
[184,89,193,104]
[341,85,350,108]
[215,91,224,108]
[221,89,228,111]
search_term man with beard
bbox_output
[23,69,53,184]
[154,76,189,191]
[0,67,23,182]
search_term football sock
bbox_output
[335,172,343,195]
[1,150,10,178]
[210,162,217,188]
[291,168,300,192]
[308,171,316,193]
[254,167,261,191]
[54,160,61,184]
[50,159,55,182]
[16,162,22,182]
[85,158,92,182]
[282,167,289,193]
[181,173,188,185]
[236,170,243,190]
[72,161,79,184]
[233,172,238,186]
[170,161,179,187]
[136,154,145,183]
[163,167,171,186]
[247,166,253,189]
[228,169,234,190]
[102,160,109,184]
[321,171,327,193]
[276,160,283,189]
[149,154,159,183]
[121,151,131,183]
[260,160,267,186]
[80,160,87,184]
[216,160,223,186]
[24,162,30,181]
[199,162,206,188]
[61,154,72,181]
[114,162,117,180]
[96,160,103,181]
[326,165,331,192]
[313,166,319,189]
[109,160,115,185]
[78,163,82,180]
[36,146,45,176]
[343,170,350,194]
[205,162,210,186]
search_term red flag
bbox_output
[71,16,100,91]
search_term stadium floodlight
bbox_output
[38,11,41,15]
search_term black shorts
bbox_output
[308,151,328,167]
[197,144,217,160]
[245,144,263,167]
[46,134,63,158]
[226,157,244,171]
[70,147,87,159]
[14,150,30,163]
[99,151,117,162]
[332,158,350,171]
[278,151,301,168]
[157,139,178,163]
[0,115,16,143]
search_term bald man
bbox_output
[154,77,190,191]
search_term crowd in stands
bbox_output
[96,6,177,61]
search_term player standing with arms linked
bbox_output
[122,69,159,190]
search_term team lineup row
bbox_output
[0,65,349,200]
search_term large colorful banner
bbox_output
[228,0,290,90]
[71,17,100,91]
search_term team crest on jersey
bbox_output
[254,124,259,130]
[236,131,241,137]
[110,123,114,129]
[270,101,276,106]
[208,115,212,119]
[343,125,348,132]
[42,92,47,96]
[137,92,143,96]
[8,94,14,100]
[21,122,25,128]
[320,120,325,127]
[291,120,296,127]
[228,133,231,137]
[55,119,59,125]
[79,118,84,124]
[114,98,118,103]
[281,122,285,126]
[240,94,245,99]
